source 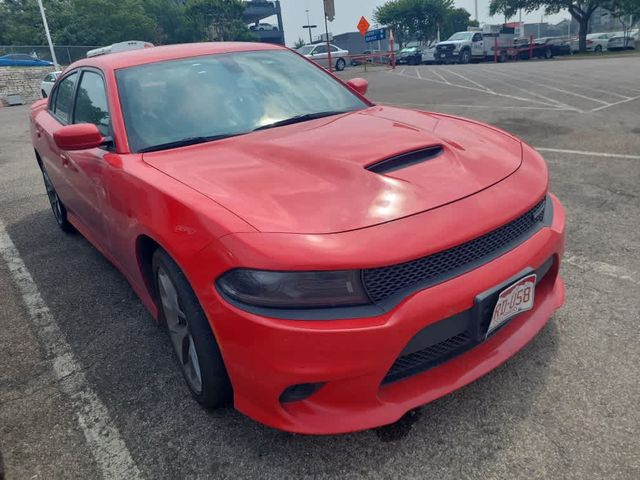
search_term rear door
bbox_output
[37,71,80,204]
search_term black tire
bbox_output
[39,163,73,232]
[335,58,346,71]
[459,48,471,64]
[152,249,232,409]
[41,90,47,98]
[595,45,602,53]
[545,47,553,59]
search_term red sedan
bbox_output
[30,42,565,434]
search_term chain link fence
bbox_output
[0,45,100,66]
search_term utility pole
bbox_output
[475,0,478,23]
[302,9,317,44]
[36,0,59,69]
[302,10,318,43]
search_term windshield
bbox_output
[400,47,418,53]
[447,32,474,41]
[116,50,368,153]
[296,45,315,55]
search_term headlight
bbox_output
[216,269,371,308]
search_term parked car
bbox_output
[571,33,612,52]
[396,46,423,65]
[31,42,565,434]
[534,37,571,56]
[421,45,437,64]
[249,23,278,31]
[607,34,636,50]
[41,70,62,98]
[295,43,349,71]
[0,53,54,67]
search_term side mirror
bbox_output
[53,123,105,150]
[347,78,369,96]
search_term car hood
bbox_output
[438,41,465,47]
[143,106,523,234]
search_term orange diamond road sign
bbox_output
[357,16,370,36]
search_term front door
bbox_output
[63,69,112,243]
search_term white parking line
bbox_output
[482,68,612,107]
[534,147,640,160]
[0,219,143,480]
[394,69,573,109]
[441,67,496,94]
[590,95,640,112]
[390,101,572,112]
[430,68,451,84]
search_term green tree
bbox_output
[294,37,307,49]
[441,8,479,40]
[186,0,255,41]
[489,0,602,52]
[54,0,158,45]
[604,0,640,47]
[375,0,467,46]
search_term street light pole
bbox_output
[306,10,313,43]
[36,0,59,69]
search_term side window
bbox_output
[330,45,340,52]
[314,45,327,54]
[74,71,110,136]
[52,72,78,124]
[473,33,482,42]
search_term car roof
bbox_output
[68,42,284,72]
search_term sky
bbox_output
[276,0,570,46]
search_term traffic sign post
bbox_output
[323,0,335,72]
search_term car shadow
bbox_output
[7,207,560,479]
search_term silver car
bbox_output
[296,43,349,71]
[40,70,61,98]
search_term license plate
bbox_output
[486,274,536,335]
[438,53,445,58]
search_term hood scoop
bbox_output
[366,145,444,174]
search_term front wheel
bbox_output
[40,165,73,232]
[459,49,471,64]
[335,58,346,71]
[153,249,232,409]
[595,45,603,53]
[545,47,553,59]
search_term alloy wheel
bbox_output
[157,268,203,394]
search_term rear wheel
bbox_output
[545,47,553,59]
[41,90,47,98]
[40,164,73,232]
[459,49,471,64]
[335,58,346,71]
[152,249,232,408]
[595,45,603,53]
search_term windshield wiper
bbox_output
[138,133,242,153]
[253,110,350,132]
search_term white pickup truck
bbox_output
[434,31,491,64]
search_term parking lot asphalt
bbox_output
[1,56,639,479]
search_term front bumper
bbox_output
[201,193,565,434]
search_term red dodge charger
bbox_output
[30,42,565,434]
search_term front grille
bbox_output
[436,44,455,52]
[384,332,472,384]
[363,199,547,303]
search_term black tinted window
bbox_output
[74,71,110,136]
[53,73,78,123]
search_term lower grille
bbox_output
[383,332,472,384]
[381,256,555,385]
